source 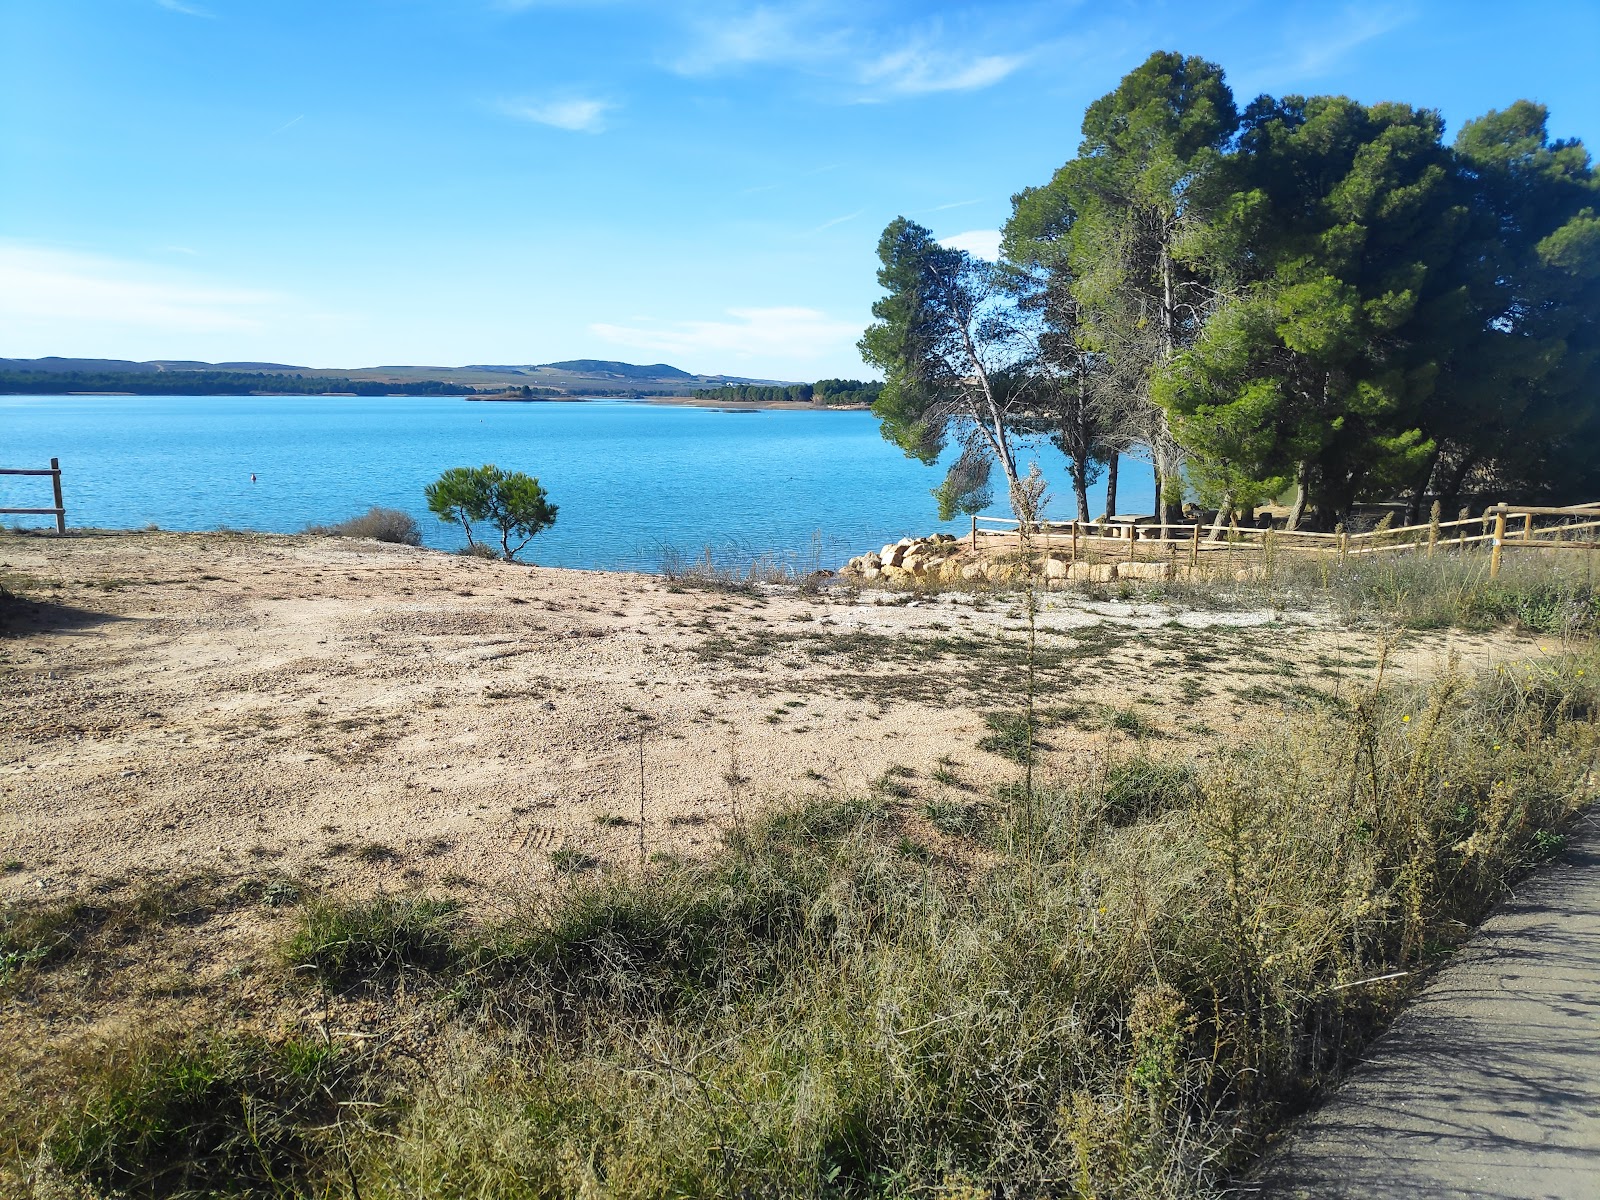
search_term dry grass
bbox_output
[304,506,422,546]
[6,640,1594,1199]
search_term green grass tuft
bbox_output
[285,894,460,987]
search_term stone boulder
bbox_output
[1120,561,1174,582]
[1069,562,1117,583]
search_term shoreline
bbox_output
[11,391,870,413]
[473,392,870,412]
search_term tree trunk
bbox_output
[1104,454,1119,519]
[1072,458,1091,523]
[1286,461,1310,531]
[1405,447,1443,526]
[1153,442,1180,533]
[1439,451,1480,514]
[1159,244,1176,361]
[1208,490,1235,541]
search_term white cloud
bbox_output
[1241,4,1415,91]
[591,306,859,365]
[156,0,213,16]
[810,210,864,234]
[939,229,1002,261]
[497,97,614,133]
[0,243,279,336]
[861,45,1024,95]
[670,5,847,76]
[667,4,1026,99]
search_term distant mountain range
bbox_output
[0,357,792,395]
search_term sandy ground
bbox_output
[0,530,1545,907]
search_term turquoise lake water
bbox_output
[0,396,1153,571]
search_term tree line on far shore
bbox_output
[861,51,1600,528]
[690,379,884,406]
[0,370,477,397]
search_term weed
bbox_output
[285,895,460,987]
[1109,706,1157,738]
[977,710,1039,764]
[1099,757,1200,826]
[924,798,995,839]
[551,847,601,875]
[870,769,915,800]
[49,1035,351,1198]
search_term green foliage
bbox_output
[285,895,461,987]
[931,443,994,520]
[1157,95,1458,522]
[28,651,1598,1198]
[813,378,884,406]
[685,381,883,406]
[977,709,1037,763]
[424,463,557,561]
[690,382,816,403]
[860,217,1027,510]
[1099,756,1199,825]
[49,1035,349,1199]
[990,54,1599,525]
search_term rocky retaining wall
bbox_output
[842,534,1189,587]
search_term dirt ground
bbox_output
[0,530,1545,907]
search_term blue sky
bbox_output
[2,0,1596,379]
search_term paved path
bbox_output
[1247,813,1600,1200]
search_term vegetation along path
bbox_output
[2,529,1595,1196]
[1252,812,1600,1199]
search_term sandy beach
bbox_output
[0,529,1538,906]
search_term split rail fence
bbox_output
[0,458,66,533]
[970,501,1600,578]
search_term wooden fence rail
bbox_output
[0,458,66,533]
[968,501,1600,577]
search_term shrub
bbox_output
[285,895,460,987]
[49,1035,349,1199]
[345,653,1593,1197]
[1098,755,1199,825]
[977,710,1038,763]
[304,506,422,546]
[30,653,1599,1199]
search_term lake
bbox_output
[0,396,1154,572]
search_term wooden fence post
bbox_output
[1522,511,1534,543]
[1071,520,1079,563]
[1189,520,1200,570]
[1490,505,1508,578]
[50,458,65,534]
[1427,500,1440,558]
[1338,526,1348,565]
[1457,507,1469,550]
[970,514,977,551]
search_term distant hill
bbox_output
[0,357,800,396]
[540,360,694,380]
[1,356,165,374]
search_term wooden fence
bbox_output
[0,458,66,533]
[969,501,1600,578]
